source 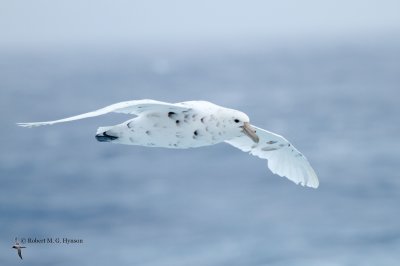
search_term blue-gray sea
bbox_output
[0,40,399,265]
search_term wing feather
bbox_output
[17,99,190,128]
[225,125,319,188]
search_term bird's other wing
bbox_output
[18,249,23,259]
[17,99,190,128]
[225,125,319,188]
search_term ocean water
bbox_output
[0,41,399,265]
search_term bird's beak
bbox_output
[242,122,259,143]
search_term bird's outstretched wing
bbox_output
[17,99,190,128]
[225,125,319,188]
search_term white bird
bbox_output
[17,99,319,188]
[12,238,26,260]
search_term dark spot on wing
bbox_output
[145,130,151,135]
[194,130,198,136]
[176,120,180,125]
[262,147,277,151]
[267,141,277,144]
[168,112,177,119]
[201,117,205,123]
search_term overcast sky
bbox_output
[1,0,399,49]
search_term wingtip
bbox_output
[306,182,319,189]
[16,123,35,128]
[306,170,320,189]
[301,174,319,189]
[297,180,319,189]
[16,122,48,128]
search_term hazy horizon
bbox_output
[1,0,399,50]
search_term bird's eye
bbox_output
[234,119,240,123]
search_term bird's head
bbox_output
[225,109,259,143]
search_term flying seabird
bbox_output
[18,99,319,188]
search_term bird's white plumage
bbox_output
[17,99,189,128]
[225,126,319,188]
[17,99,319,188]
